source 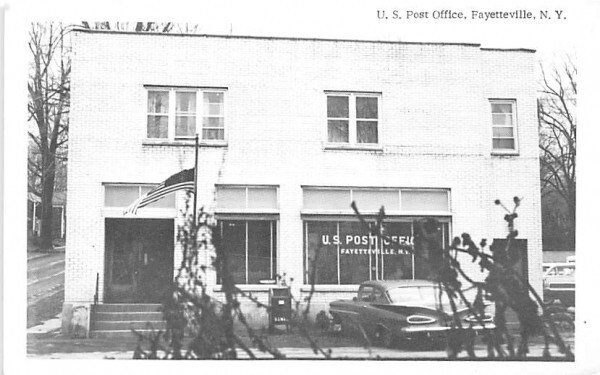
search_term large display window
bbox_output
[217,220,277,284]
[303,219,449,285]
[215,185,279,285]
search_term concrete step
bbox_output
[93,320,167,331]
[91,329,166,340]
[93,311,164,322]
[93,304,162,313]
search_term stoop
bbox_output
[90,304,166,339]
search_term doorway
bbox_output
[104,219,174,303]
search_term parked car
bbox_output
[543,263,575,307]
[329,280,495,348]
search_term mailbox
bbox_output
[269,287,292,332]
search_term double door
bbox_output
[104,219,174,303]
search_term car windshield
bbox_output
[386,285,478,307]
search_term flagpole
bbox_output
[193,134,199,225]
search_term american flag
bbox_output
[124,168,195,214]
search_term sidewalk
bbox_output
[27,314,62,334]
[27,342,575,360]
[27,322,575,360]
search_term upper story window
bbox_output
[490,99,517,153]
[146,88,225,141]
[326,93,380,145]
[147,91,169,138]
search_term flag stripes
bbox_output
[124,168,195,215]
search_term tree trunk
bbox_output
[567,193,576,252]
[39,154,56,251]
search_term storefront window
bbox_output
[379,222,413,280]
[304,219,449,285]
[339,222,370,284]
[305,221,338,284]
[218,220,277,284]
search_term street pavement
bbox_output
[27,340,574,360]
[27,325,574,360]
[27,251,65,328]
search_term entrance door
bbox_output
[105,219,174,303]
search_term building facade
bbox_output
[64,29,541,332]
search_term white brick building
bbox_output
[64,29,542,332]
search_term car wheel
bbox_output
[374,326,394,348]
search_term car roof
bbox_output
[361,279,437,290]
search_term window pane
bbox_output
[303,189,351,210]
[401,190,449,212]
[328,120,349,142]
[147,91,169,113]
[147,115,168,138]
[176,92,196,113]
[248,221,272,283]
[327,96,349,118]
[413,220,448,279]
[216,187,246,210]
[356,97,378,119]
[202,129,225,140]
[492,127,514,137]
[339,221,370,284]
[357,121,378,143]
[175,116,196,137]
[105,185,139,207]
[220,221,246,284]
[202,117,225,128]
[493,138,515,150]
[207,103,223,116]
[203,92,224,115]
[352,189,399,212]
[491,103,513,113]
[492,113,513,125]
[247,187,278,209]
[204,92,224,105]
[305,221,338,284]
[380,222,413,280]
[140,186,176,208]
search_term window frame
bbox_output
[201,90,226,141]
[147,90,170,139]
[102,182,177,218]
[302,217,452,286]
[215,185,280,214]
[216,218,278,285]
[145,87,227,143]
[325,92,381,147]
[301,186,452,216]
[489,99,519,154]
[174,89,198,140]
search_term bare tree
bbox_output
[538,57,576,252]
[27,21,202,251]
[79,22,183,33]
[28,23,70,251]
